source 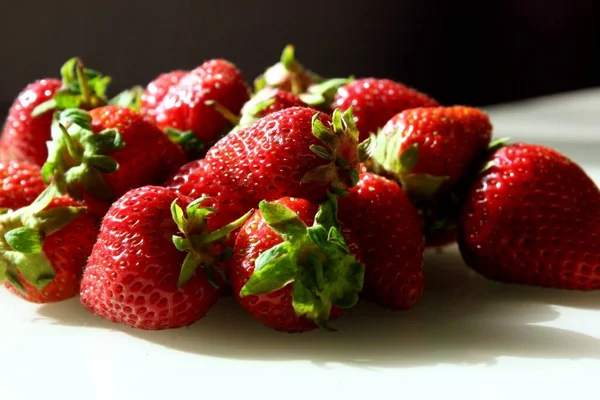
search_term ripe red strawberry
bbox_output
[0,161,46,210]
[458,143,600,290]
[236,87,307,128]
[1,192,98,303]
[338,173,424,309]
[0,58,111,166]
[80,185,251,330]
[140,70,187,124]
[165,106,366,232]
[154,59,250,145]
[43,106,186,218]
[332,78,439,141]
[229,196,364,332]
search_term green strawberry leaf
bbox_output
[4,268,25,294]
[109,86,144,112]
[259,200,308,243]
[4,227,43,253]
[240,242,296,296]
[3,251,55,290]
[28,206,85,236]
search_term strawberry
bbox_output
[154,59,250,147]
[42,107,186,218]
[235,87,307,129]
[0,189,98,303]
[0,161,46,210]
[165,106,368,233]
[338,172,424,309]
[0,58,111,166]
[140,70,187,124]
[458,143,600,290]
[80,185,251,330]
[229,196,364,332]
[332,78,439,141]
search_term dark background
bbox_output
[1,0,599,118]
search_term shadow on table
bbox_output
[37,247,600,369]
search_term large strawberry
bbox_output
[43,106,185,217]
[154,59,250,147]
[0,161,46,210]
[338,172,424,309]
[0,58,111,166]
[230,196,364,332]
[165,106,368,231]
[80,185,251,330]
[332,78,439,141]
[0,189,98,303]
[458,143,600,290]
[140,70,187,124]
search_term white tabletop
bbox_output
[1,89,599,400]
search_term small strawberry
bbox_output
[338,173,424,309]
[165,106,368,234]
[0,161,46,210]
[332,78,439,141]
[230,196,364,332]
[42,107,186,217]
[0,58,111,166]
[458,143,600,290]
[80,185,251,330]
[0,189,98,303]
[140,70,187,124]
[154,59,250,147]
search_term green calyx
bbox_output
[240,194,364,329]
[32,57,111,117]
[42,108,125,203]
[371,129,449,199]
[109,85,144,112]
[299,77,354,110]
[171,198,253,289]
[165,127,205,159]
[254,44,321,95]
[302,107,367,196]
[237,87,279,128]
[0,185,85,293]
[479,137,511,173]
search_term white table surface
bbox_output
[1,88,599,400]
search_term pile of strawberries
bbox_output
[0,46,598,333]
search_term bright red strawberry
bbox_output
[332,78,439,141]
[80,185,251,330]
[230,196,364,332]
[154,60,250,145]
[140,70,187,124]
[43,107,185,218]
[1,193,98,303]
[0,161,46,210]
[458,143,600,290]
[0,58,111,166]
[165,106,366,233]
[338,173,424,309]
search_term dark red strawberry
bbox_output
[154,59,250,145]
[230,196,364,332]
[332,78,439,141]
[140,70,187,124]
[235,87,307,128]
[338,172,424,309]
[42,106,186,218]
[0,58,111,166]
[165,106,367,234]
[1,191,98,303]
[80,185,251,330]
[0,161,46,210]
[458,143,600,290]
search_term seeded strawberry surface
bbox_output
[141,70,187,124]
[0,161,46,210]
[459,143,600,290]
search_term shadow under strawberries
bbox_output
[36,246,600,369]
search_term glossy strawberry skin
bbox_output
[89,106,186,200]
[338,173,425,309]
[0,79,62,166]
[458,143,600,290]
[166,107,347,229]
[332,78,439,141]
[259,91,306,116]
[0,161,46,210]
[4,196,99,303]
[140,70,187,125]
[155,60,250,142]
[382,106,493,188]
[229,197,351,332]
[80,186,223,330]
